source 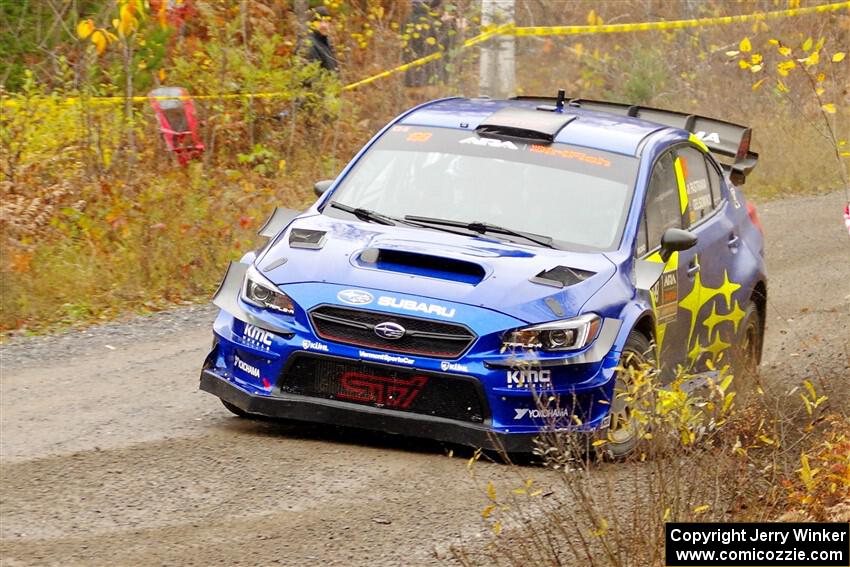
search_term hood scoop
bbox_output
[289,228,327,249]
[357,247,486,285]
[531,265,595,288]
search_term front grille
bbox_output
[308,305,476,358]
[279,354,486,423]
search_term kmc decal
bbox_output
[243,323,273,350]
[506,369,551,389]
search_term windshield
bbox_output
[325,125,638,251]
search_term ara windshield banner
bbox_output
[665,522,849,567]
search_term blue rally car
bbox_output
[200,92,767,455]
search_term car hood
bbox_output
[257,214,617,324]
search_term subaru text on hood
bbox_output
[199,92,767,456]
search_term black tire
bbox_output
[221,399,256,419]
[600,330,654,460]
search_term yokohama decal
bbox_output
[336,371,428,409]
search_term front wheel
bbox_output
[221,399,259,419]
[600,330,654,459]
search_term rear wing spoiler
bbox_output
[513,96,758,184]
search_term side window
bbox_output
[676,146,712,225]
[644,152,681,251]
[706,157,724,206]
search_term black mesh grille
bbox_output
[279,354,486,423]
[308,306,475,358]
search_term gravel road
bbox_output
[1,191,848,567]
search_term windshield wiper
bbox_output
[330,202,396,226]
[404,215,556,248]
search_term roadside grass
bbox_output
[451,364,849,566]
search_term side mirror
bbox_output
[660,228,697,261]
[314,179,334,197]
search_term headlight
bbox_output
[241,264,295,315]
[503,314,602,352]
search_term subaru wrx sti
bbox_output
[200,92,767,455]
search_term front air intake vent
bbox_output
[531,265,595,288]
[289,228,327,249]
[358,248,486,285]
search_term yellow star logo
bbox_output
[704,333,731,359]
[702,300,746,339]
[688,336,706,364]
[726,300,746,333]
[717,271,742,311]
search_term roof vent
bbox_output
[476,107,577,143]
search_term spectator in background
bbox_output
[304,6,338,74]
[404,0,433,88]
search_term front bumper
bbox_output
[200,368,539,452]
[202,264,623,451]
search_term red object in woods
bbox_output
[148,87,204,166]
[149,0,194,29]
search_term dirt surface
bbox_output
[2,191,848,567]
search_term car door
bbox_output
[636,149,702,382]
[675,146,746,372]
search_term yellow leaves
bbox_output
[739,59,751,70]
[833,52,847,63]
[481,504,496,519]
[467,448,481,470]
[77,18,116,55]
[115,0,146,38]
[802,37,813,52]
[799,453,821,492]
[486,480,497,502]
[591,517,608,537]
[751,53,763,65]
[739,37,752,53]
[587,9,604,26]
[425,36,436,46]
[779,46,792,56]
[722,391,737,414]
[800,379,829,413]
[91,29,117,55]
[492,521,502,535]
[799,51,820,67]
[777,60,796,76]
[751,19,768,34]
[692,504,710,515]
[759,434,777,446]
[592,439,607,447]
[77,19,95,39]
